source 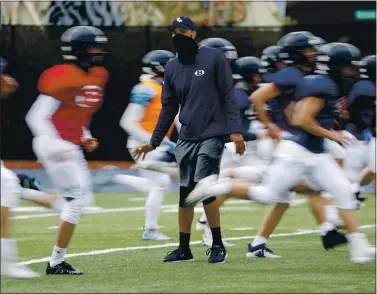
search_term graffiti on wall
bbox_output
[47,1,125,26]
[0,1,286,27]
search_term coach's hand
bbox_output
[230,133,245,156]
[132,144,153,161]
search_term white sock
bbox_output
[113,174,152,193]
[252,235,267,247]
[318,221,335,236]
[199,213,207,223]
[325,205,339,220]
[1,238,17,263]
[144,186,166,230]
[347,232,368,249]
[50,245,67,267]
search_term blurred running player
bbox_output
[1,57,40,279]
[197,56,265,245]
[25,26,109,275]
[342,54,376,204]
[116,50,176,241]
[185,42,376,264]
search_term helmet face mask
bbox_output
[278,32,326,73]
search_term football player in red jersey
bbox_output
[26,26,109,275]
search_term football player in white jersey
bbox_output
[1,57,40,279]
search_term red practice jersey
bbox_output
[38,64,109,144]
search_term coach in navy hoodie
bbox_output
[133,16,244,263]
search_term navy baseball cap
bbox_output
[171,16,196,31]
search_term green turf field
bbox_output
[2,193,376,293]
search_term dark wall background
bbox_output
[0,23,375,161]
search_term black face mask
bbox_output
[173,34,198,65]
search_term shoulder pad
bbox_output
[129,84,156,106]
[300,75,338,99]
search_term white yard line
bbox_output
[18,224,375,266]
[11,202,258,220]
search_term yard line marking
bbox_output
[18,224,375,266]
[11,201,258,220]
[162,206,257,213]
[229,227,255,231]
[11,204,178,220]
[128,197,146,202]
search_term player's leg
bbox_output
[139,169,172,240]
[194,137,228,263]
[310,154,375,263]
[322,139,346,223]
[140,148,172,240]
[1,166,40,279]
[163,139,197,262]
[20,188,64,213]
[33,136,88,274]
[196,146,235,231]
[361,138,376,191]
[17,174,64,212]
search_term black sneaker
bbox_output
[163,247,194,262]
[46,261,83,275]
[246,243,281,258]
[206,245,227,263]
[322,229,348,250]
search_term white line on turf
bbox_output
[18,224,375,266]
[229,227,255,231]
[11,203,258,220]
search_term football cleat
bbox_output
[46,261,83,275]
[142,229,173,241]
[246,243,281,258]
[350,245,376,264]
[1,262,40,279]
[163,247,194,262]
[206,245,227,263]
[322,229,348,250]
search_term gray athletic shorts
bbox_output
[174,136,225,187]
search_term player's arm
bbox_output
[292,96,346,143]
[250,82,280,128]
[150,68,180,149]
[25,94,62,138]
[120,84,156,144]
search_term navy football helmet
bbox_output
[199,38,238,64]
[232,56,261,81]
[259,45,283,74]
[141,50,176,77]
[316,42,362,92]
[360,55,376,82]
[60,26,109,66]
[278,31,326,68]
